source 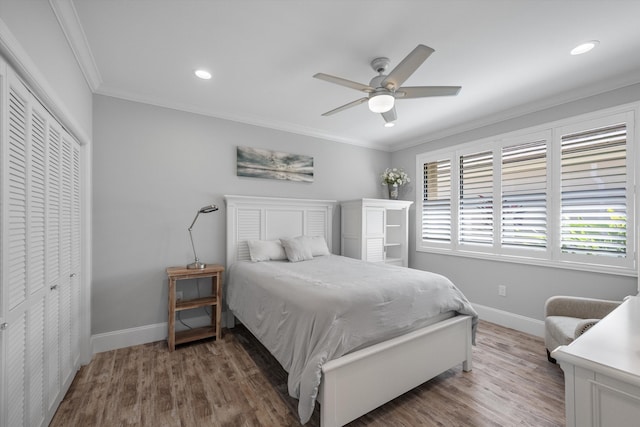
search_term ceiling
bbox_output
[55,0,640,151]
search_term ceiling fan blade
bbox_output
[382,44,434,90]
[313,73,374,93]
[381,106,397,123]
[396,86,461,98]
[321,97,368,116]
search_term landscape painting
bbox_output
[236,146,314,182]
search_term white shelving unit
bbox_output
[341,198,413,267]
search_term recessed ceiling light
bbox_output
[384,122,395,128]
[195,69,212,80]
[570,40,599,55]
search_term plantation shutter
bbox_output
[560,123,627,257]
[422,159,452,243]
[501,140,547,249]
[459,150,493,245]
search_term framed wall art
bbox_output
[236,146,314,182]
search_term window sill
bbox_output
[416,246,637,277]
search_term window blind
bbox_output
[501,140,547,249]
[422,159,452,243]
[459,150,493,245]
[560,123,627,257]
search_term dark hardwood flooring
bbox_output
[50,320,564,426]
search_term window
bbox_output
[459,150,494,246]
[560,123,627,258]
[501,140,547,250]
[417,108,635,274]
[422,158,452,244]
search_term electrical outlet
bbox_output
[176,291,183,301]
[498,285,507,297]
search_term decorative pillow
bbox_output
[305,235,331,257]
[247,239,287,262]
[280,236,314,262]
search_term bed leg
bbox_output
[225,311,236,328]
[463,319,473,372]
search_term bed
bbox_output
[224,195,478,427]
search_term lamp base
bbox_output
[187,261,207,269]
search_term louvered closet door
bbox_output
[1,67,82,427]
[59,134,73,386]
[58,132,81,386]
[43,95,81,419]
[3,68,30,427]
[45,123,62,414]
[2,68,49,427]
[27,95,49,427]
[71,140,81,366]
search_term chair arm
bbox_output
[545,296,621,319]
[574,318,600,338]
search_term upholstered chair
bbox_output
[544,296,622,363]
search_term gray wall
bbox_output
[391,83,640,321]
[0,1,93,140]
[92,95,390,334]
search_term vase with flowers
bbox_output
[381,167,410,200]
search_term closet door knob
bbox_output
[50,285,58,290]
[0,323,8,330]
[70,273,76,278]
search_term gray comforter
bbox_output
[226,255,478,424]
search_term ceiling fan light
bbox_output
[384,122,395,128]
[368,93,394,113]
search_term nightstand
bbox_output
[166,264,224,351]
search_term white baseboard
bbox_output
[91,322,167,354]
[91,306,543,354]
[91,313,223,354]
[473,303,544,337]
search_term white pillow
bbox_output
[247,239,287,262]
[280,236,314,262]
[305,235,330,257]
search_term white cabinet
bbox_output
[1,62,83,427]
[552,297,640,427]
[341,199,413,267]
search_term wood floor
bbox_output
[50,320,565,426]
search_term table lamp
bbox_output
[187,204,218,269]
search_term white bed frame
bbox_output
[224,195,473,427]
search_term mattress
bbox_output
[226,254,478,423]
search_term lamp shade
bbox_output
[368,93,395,113]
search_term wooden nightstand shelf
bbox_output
[166,264,224,351]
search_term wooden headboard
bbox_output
[224,195,336,266]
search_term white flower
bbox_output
[381,167,410,186]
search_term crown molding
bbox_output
[50,0,102,91]
[0,15,91,145]
[94,85,393,152]
[391,74,640,153]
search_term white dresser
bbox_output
[552,296,640,427]
[341,199,413,267]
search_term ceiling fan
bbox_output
[313,44,461,126]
